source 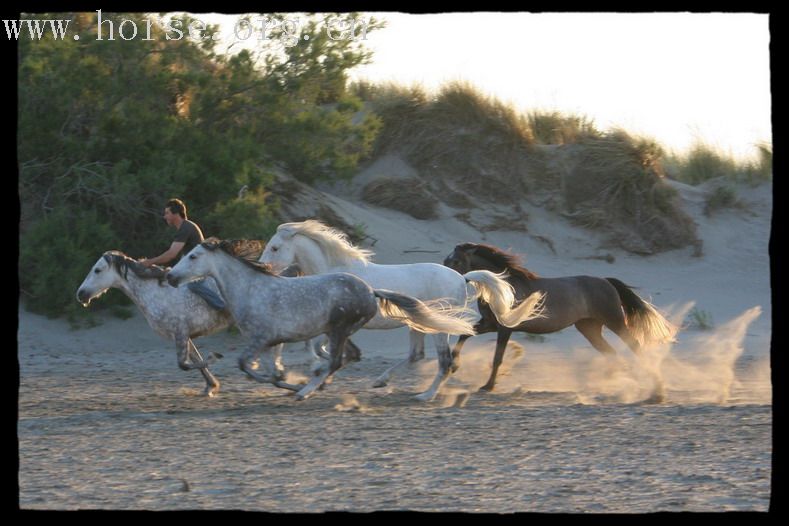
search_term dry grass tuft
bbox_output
[361,177,440,220]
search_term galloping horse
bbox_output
[75,241,331,396]
[77,250,236,396]
[258,220,544,401]
[444,243,678,393]
[168,238,478,401]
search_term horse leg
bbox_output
[310,335,331,361]
[452,334,471,373]
[239,343,304,392]
[297,331,353,401]
[610,324,666,403]
[174,336,218,396]
[187,339,221,397]
[268,344,309,392]
[343,338,362,363]
[297,309,371,401]
[610,325,641,355]
[575,319,618,355]
[238,341,270,382]
[175,335,220,370]
[372,330,426,388]
[479,328,514,392]
[579,319,666,402]
[414,333,453,402]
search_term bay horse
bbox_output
[444,243,678,393]
[168,238,478,401]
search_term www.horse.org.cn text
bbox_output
[231,16,371,47]
[3,11,371,45]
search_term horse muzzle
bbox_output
[76,288,91,306]
[166,274,180,287]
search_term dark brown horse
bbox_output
[444,243,678,392]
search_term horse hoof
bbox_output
[643,391,666,404]
[372,379,388,388]
[414,391,436,402]
[212,352,224,360]
[478,384,495,392]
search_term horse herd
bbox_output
[76,220,678,402]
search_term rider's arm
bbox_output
[140,241,185,267]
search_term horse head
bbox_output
[76,251,126,306]
[258,225,299,271]
[167,241,217,287]
[259,220,375,275]
[443,244,475,274]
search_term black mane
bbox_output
[103,251,170,282]
[104,238,268,280]
[456,242,539,280]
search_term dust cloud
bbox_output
[418,305,768,406]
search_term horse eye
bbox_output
[189,254,197,260]
[94,268,101,274]
[272,246,279,252]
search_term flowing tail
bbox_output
[374,289,477,335]
[463,270,546,328]
[606,277,678,347]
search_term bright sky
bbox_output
[199,12,772,161]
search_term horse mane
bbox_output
[103,251,170,282]
[456,243,539,280]
[202,238,278,276]
[103,239,267,281]
[277,220,374,266]
[222,238,266,261]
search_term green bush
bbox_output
[19,208,123,318]
[204,185,279,240]
[18,12,385,318]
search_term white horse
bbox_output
[76,251,231,396]
[258,220,545,400]
[167,238,479,401]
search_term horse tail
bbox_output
[463,270,546,328]
[373,289,476,335]
[606,277,678,346]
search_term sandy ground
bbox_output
[18,178,772,511]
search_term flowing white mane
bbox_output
[278,220,375,266]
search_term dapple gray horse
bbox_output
[76,250,232,396]
[167,238,478,401]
